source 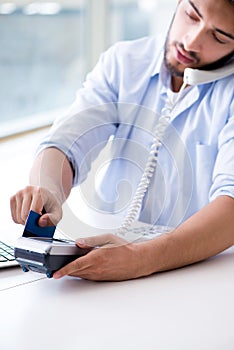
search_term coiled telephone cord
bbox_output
[118,82,187,233]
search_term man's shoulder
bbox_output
[103,35,164,78]
[210,73,234,101]
[111,35,164,58]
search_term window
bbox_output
[0,0,176,138]
[109,0,176,44]
[0,0,87,137]
[0,0,177,235]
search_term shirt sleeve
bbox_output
[209,95,234,201]
[36,43,122,185]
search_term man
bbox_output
[10,0,234,281]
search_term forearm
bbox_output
[53,195,234,281]
[139,195,234,276]
[29,147,74,204]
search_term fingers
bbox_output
[10,186,62,226]
[38,214,53,227]
[76,233,128,249]
[53,256,86,279]
[53,234,127,280]
[38,212,61,227]
[10,186,43,225]
[53,234,135,281]
[30,188,45,213]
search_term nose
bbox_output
[183,26,205,52]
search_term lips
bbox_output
[176,46,195,65]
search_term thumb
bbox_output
[38,213,58,227]
[76,233,127,248]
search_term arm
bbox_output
[139,195,234,276]
[10,44,120,226]
[53,195,234,281]
[29,147,73,202]
[10,147,73,226]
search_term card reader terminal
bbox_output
[14,211,91,278]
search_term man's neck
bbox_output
[171,75,184,92]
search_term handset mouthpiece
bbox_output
[183,63,234,86]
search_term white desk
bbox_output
[1,246,234,350]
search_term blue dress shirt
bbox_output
[38,36,234,227]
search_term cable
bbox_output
[0,275,47,292]
[118,82,187,234]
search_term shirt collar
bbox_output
[150,45,164,78]
[150,43,171,90]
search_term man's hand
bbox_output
[10,185,62,227]
[10,148,73,227]
[53,234,146,281]
[53,196,234,282]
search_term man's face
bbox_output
[165,0,234,77]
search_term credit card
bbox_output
[23,210,56,238]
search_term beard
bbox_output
[196,51,234,70]
[163,18,234,76]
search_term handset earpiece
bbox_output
[183,61,234,86]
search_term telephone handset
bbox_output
[118,60,234,235]
[184,61,234,85]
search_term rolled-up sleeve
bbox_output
[36,44,122,185]
[35,37,164,187]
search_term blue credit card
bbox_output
[23,210,56,238]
